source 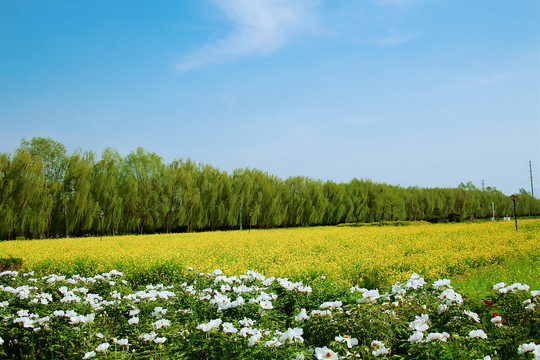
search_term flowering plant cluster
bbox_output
[0,268,538,359]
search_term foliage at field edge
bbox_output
[0,268,539,360]
[1,137,539,240]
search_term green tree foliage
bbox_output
[119,147,165,234]
[19,137,68,237]
[91,147,122,236]
[1,138,539,239]
[65,151,97,236]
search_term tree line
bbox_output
[1,137,539,240]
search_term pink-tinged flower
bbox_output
[315,346,338,360]
[484,300,493,306]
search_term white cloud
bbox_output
[176,0,319,71]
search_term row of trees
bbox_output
[1,137,539,240]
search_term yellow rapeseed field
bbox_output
[1,220,539,285]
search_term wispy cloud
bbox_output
[371,27,416,46]
[445,73,508,93]
[176,0,319,71]
[372,0,419,7]
[371,32,415,46]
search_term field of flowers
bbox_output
[0,220,539,287]
[0,267,538,359]
[0,220,539,359]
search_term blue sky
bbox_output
[1,0,539,195]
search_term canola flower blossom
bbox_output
[2,221,538,286]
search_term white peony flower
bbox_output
[517,342,536,354]
[280,327,304,344]
[335,335,359,348]
[357,289,380,304]
[95,343,110,352]
[82,351,96,359]
[408,331,424,343]
[426,332,450,342]
[259,300,274,309]
[222,322,238,333]
[468,330,488,339]
[154,337,167,344]
[294,308,310,322]
[196,318,222,332]
[315,346,338,360]
[152,319,171,329]
[464,310,480,323]
[371,341,391,356]
[433,279,452,289]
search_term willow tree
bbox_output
[64,151,98,236]
[120,147,165,234]
[91,147,122,236]
[0,150,47,239]
[19,137,67,237]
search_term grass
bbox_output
[453,254,540,300]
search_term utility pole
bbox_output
[510,194,518,230]
[530,161,534,198]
